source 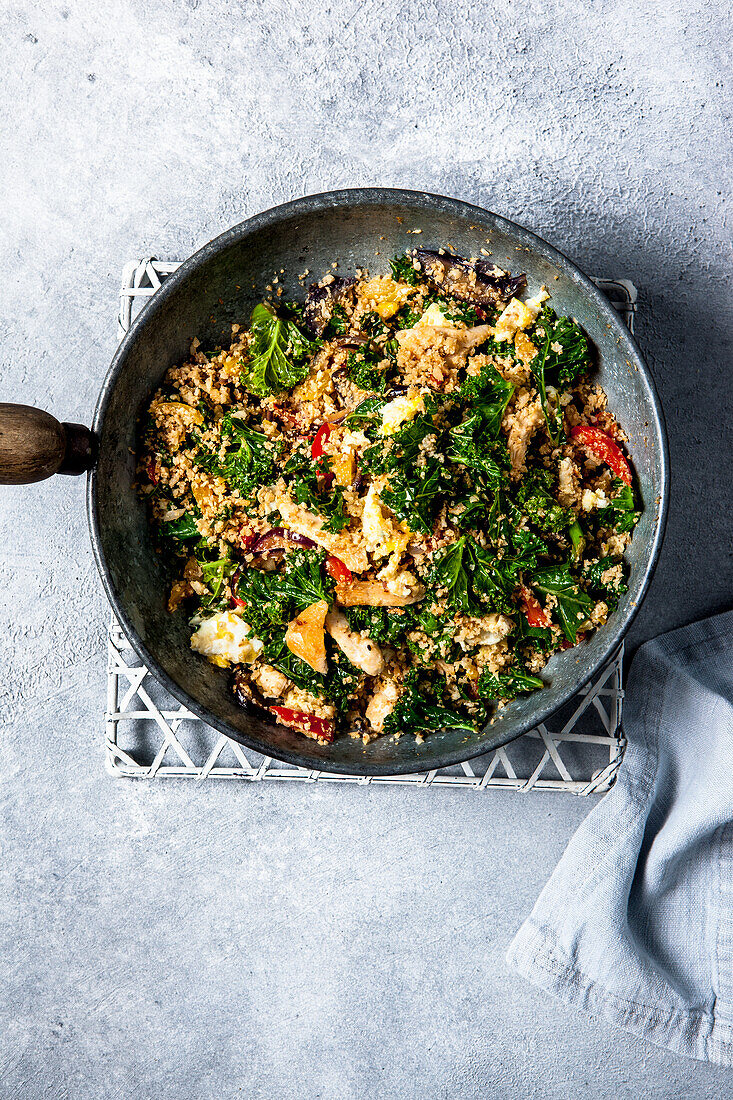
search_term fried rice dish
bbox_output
[139,249,640,745]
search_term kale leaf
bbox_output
[457,362,515,438]
[389,253,421,286]
[535,309,593,388]
[323,304,349,338]
[382,671,476,736]
[446,412,507,488]
[527,308,592,445]
[477,667,544,701]
[235,549,331,638]
[531,563,594,643]
[241,303,319,396]
[159,513,200,541]
[346,345,388,393]
[583,555,628,611]
[598,479,641,533]
[516,468,574,534]
[429,536,516,616]
[381,460,445,535]
[344,395,386,430]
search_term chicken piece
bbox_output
[251,664,291,700]
[455,613,514,651]
[557,455,582,508]
[503,390,545,477]
[365,678,402,733]
[335,580,425,607]
[284,600,328,675]
[395,315,493,370]
[325,608,384,676]
[275,497,368,573]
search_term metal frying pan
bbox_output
[0,189,669,775]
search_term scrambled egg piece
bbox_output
[380,390,426,436]
[190,611,263,668]
[415,302,453,328]
[493,288,550,343]
[359,276,414,320]
[361,484,410,559]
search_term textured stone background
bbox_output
[1,1,731,1097]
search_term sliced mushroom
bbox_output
[325,607,384,676]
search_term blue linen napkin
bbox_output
[507,609,733,1065]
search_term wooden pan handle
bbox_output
[0,403,96,485]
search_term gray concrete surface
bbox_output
[1,1,731,1097]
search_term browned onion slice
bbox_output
[252,528,317,553]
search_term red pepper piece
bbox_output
[239,528,257,551]
[231,596,247,609]
[146,459,158,486]
[325,554,353,587]
[569,425,632,486]
[311,422,332,461]
[268,706,335,743]
[519,585,551,629]
[311,422,335,486]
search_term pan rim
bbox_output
[88,187,669,776]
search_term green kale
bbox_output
[382,670,476,737]
[381,459,445,535]
[528,308,592,445]
[323,304,349,338]
[359,311,388,337]
[516,468,574,534]
[568,519,586,561]
[240,303,319,396]
[583,555,628,611]
[284,451,351,533]
[344,395,386,430]
[446,412,508,488]
[531,563,594,643]
[235,549,331,638]
[346,345,388,393]
[477,667,544,701]
[217,417,282,498]
[534,308,593,387]
[362,412,446,534]
[159,513,200,541]
[429,536,516,616]
[199,556,235,598]
[598,479,641,533]
[389,253,421,286]
[457,362,514,438]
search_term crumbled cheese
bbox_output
[190,611,263,668]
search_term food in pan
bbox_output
[139,249,640,745]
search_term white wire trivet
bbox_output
[107,257,637,793]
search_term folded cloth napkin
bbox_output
[507,609,733,1065]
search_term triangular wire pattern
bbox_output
[105,260,635,793]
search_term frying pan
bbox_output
[0,189,669,775]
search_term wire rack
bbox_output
[107,257,637,793]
